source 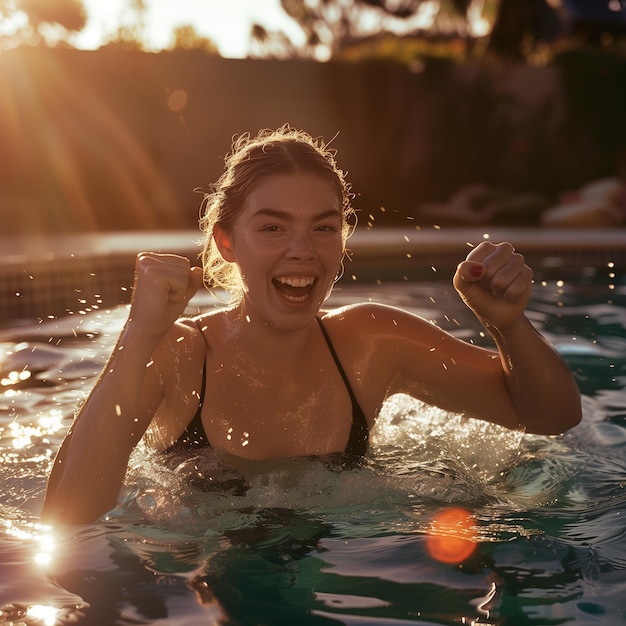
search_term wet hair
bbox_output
[198,125,355,300]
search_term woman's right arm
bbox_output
[41,253,203,525]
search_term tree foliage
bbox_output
[169,25,219,54]
[250,0,626,65]
[249,0,479,61]
[102,0,147,51]
[0,0,86,44]
[251,0,377,60]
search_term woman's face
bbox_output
[216,172,344,330]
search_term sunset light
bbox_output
[0,0,624,623]
[74,0,297,57]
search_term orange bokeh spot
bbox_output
[426,507,477,564]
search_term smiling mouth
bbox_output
[273,276,317,302]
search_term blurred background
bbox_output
[1,0,625,234]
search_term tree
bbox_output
[249,0,477,61]
[250,0,625,64]
[251,0,381,60]
[0,0,86,46]
[485,0,563,61]
[169,25,219,54]
[102,0,147,51]
[249,23,304,59]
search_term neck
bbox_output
[227,302,318,361]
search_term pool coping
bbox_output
[1,227,624,324]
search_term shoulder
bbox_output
[321,302,436,336]
[169,307,229,347]
[316,303,454,410]
[322,301,402,321]
[318,303,451,364]
[158,317,204,353]
[151,310,226,372]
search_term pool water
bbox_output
[0,266,625,625]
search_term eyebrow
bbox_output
[250,208,341,221]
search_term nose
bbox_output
[286,232,316,260]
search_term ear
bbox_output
[213,224,236,262]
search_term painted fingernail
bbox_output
[470,264,483,277]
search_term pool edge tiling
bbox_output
[1,227,624,324]
[0,232,201,324]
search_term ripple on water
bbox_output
[0,278,625,624]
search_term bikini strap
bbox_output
[316,318,369,456]
[317,318,355,400]
[162,317,211,454]
[194,317,209,405]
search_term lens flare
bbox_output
[425,507,477,564]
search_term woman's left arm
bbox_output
[453,241,582,435]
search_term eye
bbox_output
[315,223,340,233]
[261,224,283,232]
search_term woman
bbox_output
[42,126,582,525]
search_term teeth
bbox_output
[276,276,315,288]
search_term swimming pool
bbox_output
[0,253,625,625]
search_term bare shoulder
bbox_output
[317,303,462,417]
[145,313,220,450]
[154,317,204,362]
[319,302,470,369]
[322,301,405,322]
[320,302,439,338]
[151,310,232,383]
[157,307,228,354]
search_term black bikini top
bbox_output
[164,317,369,457]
